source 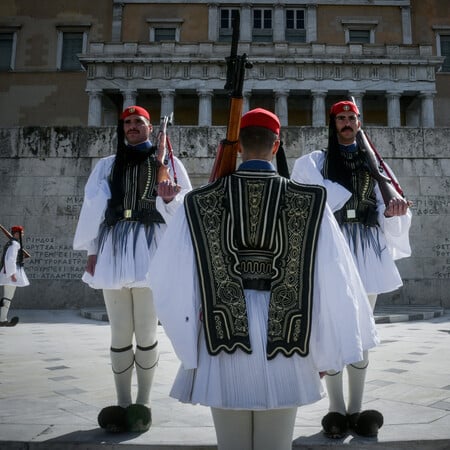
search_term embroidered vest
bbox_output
[106,155,165,225]
[323,149,378,226]
[185,171,326,359]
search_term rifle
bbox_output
[156,112,180,192]
[209,12,252,182]
[350,97,410,208]
[0,224,31,259]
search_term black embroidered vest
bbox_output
[105,155,165,225]
[322,149,378,226]
[185,171,326,359]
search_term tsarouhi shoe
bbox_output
[321,412,348,439]
[126,404,152,433]
[0,317,19,327]
[97,405,127,433]
[348,410,384,437]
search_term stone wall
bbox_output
[1,126,449,309]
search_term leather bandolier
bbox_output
[105,155,165,226]
[185,170,326,360]
[322,148,378,227]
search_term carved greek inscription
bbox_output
[24,236,85,280]
[59,196,84,220]
[409,196,450,215]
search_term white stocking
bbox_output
[110,346,134,407]
[132,287,159,406]
[253,408,297,450]
[324,370,346,415]
[103,288,134,407]
[1,286,16,321]
[0,298,11,321]
[211,408,252,450]
[346,351,369,414]
[211,407,297,450]
[346,294,377,415]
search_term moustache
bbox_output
[340,126,353,132]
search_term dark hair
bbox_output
[324,114,355,190]
[239,126,278,152]
[109,120,127,208]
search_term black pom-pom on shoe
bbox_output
[98,405,127,433]
[126,404,152,433]
[348,409,383,437]
[8,317,19,326]
[321,412,348,439]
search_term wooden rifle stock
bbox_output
[209,97,243,182]
[209,12,250,183]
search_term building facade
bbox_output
[1,0,449,128]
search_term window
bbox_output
[61,32,83,70]
[341,19,378,44]
[147,19,183,42]
[253,9,272,42]
[154,28,176,42]
[440,35,450,72]
[349,29,371,44]
[0,33,14,71]
[286,9,306,43]
[219,8,239,42]
[434,27,450,72]
[56,25,89,71]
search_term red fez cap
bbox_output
[240,108,280,135]
[11,225,24,234]
[330,101,360,116]
[120,105,150,121]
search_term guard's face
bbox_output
[334,112,361,145]
[123,114,153,145]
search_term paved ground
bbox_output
[0,306,449,450]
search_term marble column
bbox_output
[401,6,412,45]
[311,90,327,127]
[197,89,214,126]
[420,92,435,127]
[273,4,285,42]
[243,91,252,113]
[122,90,137,109]
[386,92,401,127]
[159,89,175,118]
[87,90,102,126]
[240,5,252,42]
[208,4,219,41]
[306,5,318,43]
[348,91,364,123]
[275,90,289,126]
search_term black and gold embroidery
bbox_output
[185,171,326,359]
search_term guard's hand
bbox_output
[157,180,181,203]
[11,274,17,282]
[384,197,409,217]
[86,254,97,276]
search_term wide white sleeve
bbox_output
[291,151,351,212]
[73,157,114,255]
[156,156,193,225]
[309,205,380,372]
[149,205,200,369]
[374,163,412,261]
[3,241,20,278]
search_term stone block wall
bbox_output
[0,126,449,309]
